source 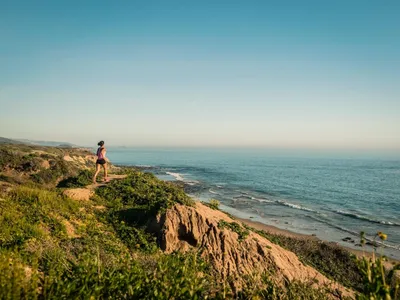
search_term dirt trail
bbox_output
[63,174,127,201]
[87,174,127,189]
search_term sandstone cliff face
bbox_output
[157,202,352,296]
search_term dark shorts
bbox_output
[96,159,106,165]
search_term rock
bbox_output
[63,155,74,162]
[366,241,378,247]
[154,202,353,297]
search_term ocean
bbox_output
[107,147,400,259]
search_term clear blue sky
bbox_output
[1,0,399,149]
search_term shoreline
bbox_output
[130,165,400,263]
[235,215,400,265]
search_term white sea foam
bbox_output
[254,197,274,203]
[166,172,184,181]
[278,201,315,212]
[185,181,199,186]
[209,189,220,195]
[335,210,400,226]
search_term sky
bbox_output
[1,0,399,150]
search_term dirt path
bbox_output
[64,174,127,201]
[86,174,128,189]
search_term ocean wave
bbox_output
[166,172,184,181]
[335,210,400,226]
[254,197,274,203]
[277,200,316,212]
[233,194,254,200]
[185,181,199,186]
[209,189,220,195]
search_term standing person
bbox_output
[93,140,108,183]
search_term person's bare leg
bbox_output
[93,164,101,183]
[103,164,108,181]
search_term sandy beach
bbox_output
[236,216,400,266]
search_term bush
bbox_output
[30,159,71,184]
[209,199,220,210]
[96,171,194,213]
[57,170,94,188]
[356,231,400,299]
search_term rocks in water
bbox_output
[365,241,378,247]
[342,237,355,243]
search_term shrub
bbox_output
[356,231,400,299]
[30,159,71,184]
[96,171,194,213]
[209,199,220,210]
[57,170,94,188]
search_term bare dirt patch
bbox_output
[63,188,94,201]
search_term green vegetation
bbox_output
[30,160,72,185]
[0,176,210,299]
[96,171,194,213]
[209,199,220,210]
[57,170,94,188]
[242,223,363,291]
[218,220,250,242]
[356,232,400,299]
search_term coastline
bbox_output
[132,164,400,263]
[236,215,400,266]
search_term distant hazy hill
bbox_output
[0,137,77,147]
[15,139,77,147]
[0,137,24,144]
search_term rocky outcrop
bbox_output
[156,202,353,297]
[63,188,94,201]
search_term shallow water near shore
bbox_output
[108,147,400,259]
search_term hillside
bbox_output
[0,137,77,147]
[0,137,23,145]
[0,144,399,299]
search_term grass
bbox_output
[241,223,364,291]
